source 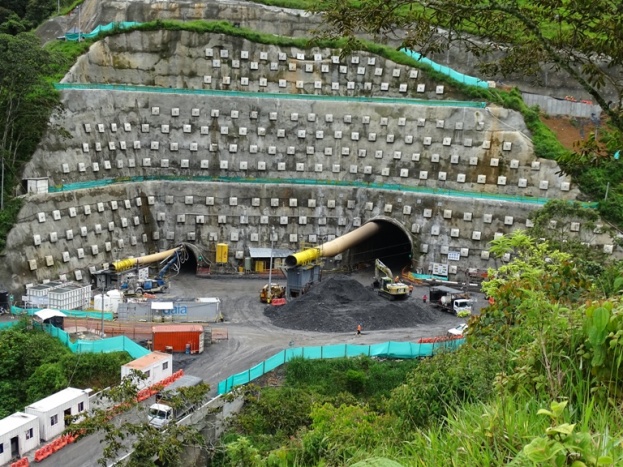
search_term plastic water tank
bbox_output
[106,290,123,313]
[94,294,112,312]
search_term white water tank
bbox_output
[93,294,112,312]
[106,290,123,314]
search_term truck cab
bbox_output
[148,403,174,429]
[430,286,473,316]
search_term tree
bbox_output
[70,371,211,466]
[0,32,63,168]
[314,0,623,132]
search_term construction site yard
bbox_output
[166,268,486,396]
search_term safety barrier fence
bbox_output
[10,456,29,467]
[54,83,487,108]
[0,320,18,330]
[217,339,464,394]
[40,324,150,359]
[47,174,593,208]
[11,305,114,320]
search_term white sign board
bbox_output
[137,267,149,281]
[431,263,448,277]
[447,251,461,261]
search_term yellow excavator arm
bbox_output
[375,259,394,280]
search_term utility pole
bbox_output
[267,227,275,303]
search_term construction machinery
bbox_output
[429,285,473,316]
[259,283,286,303]
[373,259,409,301]
[119,248,184,296]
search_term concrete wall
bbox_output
[6,31,616,294]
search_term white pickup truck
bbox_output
[148,375,204,429]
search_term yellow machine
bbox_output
[259,283,285,303]
[374,259,409,301]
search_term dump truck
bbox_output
[373,259,409,301]
[259,283,285,303]
[429,285,473,316]
[147,374,204,429]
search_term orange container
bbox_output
[152,324,204,354]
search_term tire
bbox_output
[135,288,144,296]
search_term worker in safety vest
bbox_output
[356,324,362,335]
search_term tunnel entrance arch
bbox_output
[344,218,415,271]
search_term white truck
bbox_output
[429,285,473,316]
[148,375,204,429]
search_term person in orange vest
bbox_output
[408,285,414,296]
[356,323,362,335]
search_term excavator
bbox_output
[373,259,409,301]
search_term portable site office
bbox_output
[121,351,173,389]
[0,412,39,464]
[25,387,90,442]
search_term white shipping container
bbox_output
[121,352,172,389]
[25,388,90,442]
[0,412,40,464]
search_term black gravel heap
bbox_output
[264,275,440,333]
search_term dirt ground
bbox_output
[540,115,597,150]
[165,268,485,397]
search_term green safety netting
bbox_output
[0,320,149,359]
[54,83,487,108]
[0,321,18,330]
[217,339,464,394]
[47,173,591,208]
[43,324,150,359]
[64,22,140,41]
[12,305,114,321]
[401,49,490,89]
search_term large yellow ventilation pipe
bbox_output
[285,222,381,267]
[110,247,181,272]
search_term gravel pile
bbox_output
[264,275,440,333]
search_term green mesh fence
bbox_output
[401,49,490,88]
[54,83,487,108]
[217,339,464,394]
[0,321,18,330]
[64,21,140,41]
[43,324,150,359]
[12,306,114,321]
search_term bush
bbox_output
[387,344,504,429]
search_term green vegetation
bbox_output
[70,370,211,467]
[210,231,623,465]
[1,0,72,33]
[0,320,132,418]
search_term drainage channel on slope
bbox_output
[46,175,597,208]
[54,83,487,108]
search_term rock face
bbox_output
[6,6,614,295]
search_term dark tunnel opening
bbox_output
[349,220,413,272]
